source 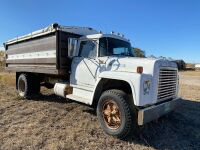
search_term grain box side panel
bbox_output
[6,34,58,74]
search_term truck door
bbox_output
[70,40,99,90]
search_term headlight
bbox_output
[143,80,151,95]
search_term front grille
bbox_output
[157,68,177,101]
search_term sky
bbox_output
[0,0,199,63]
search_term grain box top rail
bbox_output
[4,23,99,46]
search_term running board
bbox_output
[66,94,91,105]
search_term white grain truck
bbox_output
[4,23,180,138]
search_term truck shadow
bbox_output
[29,93,68,104]
[29,93,90,107]
[125,98,200,149]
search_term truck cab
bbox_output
[5,24,181,138]
[63,32,180,138]
[69,33,134,97]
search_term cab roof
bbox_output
[79,34,130,43]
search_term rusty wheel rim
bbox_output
[102,100,121,129]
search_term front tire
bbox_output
[97,89,137,139]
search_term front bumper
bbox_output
[137,97,181,125]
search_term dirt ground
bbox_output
[0,70,200,150]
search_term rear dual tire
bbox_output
[17,73,40,98]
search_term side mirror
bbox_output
[68,38,78,57]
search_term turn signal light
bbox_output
[137,66,143,74]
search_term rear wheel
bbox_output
[97,89,137,139]
[18,75,26,97]
[17,73,40,98]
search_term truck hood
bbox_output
[99,56,177,75]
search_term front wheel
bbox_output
[97,89,137,139]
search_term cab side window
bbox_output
[79,40,97,58]
[99,37,107,57]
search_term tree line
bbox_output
[132,47,146,57]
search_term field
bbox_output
[0,69,200,150]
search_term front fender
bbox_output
[93,71,142,106]
[92,71,154,106]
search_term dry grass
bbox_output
[179,84,200,101]
[179,70,200,77]
[0,70,199,150]
[0,72,15,86]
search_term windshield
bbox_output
[99,37,134,57]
